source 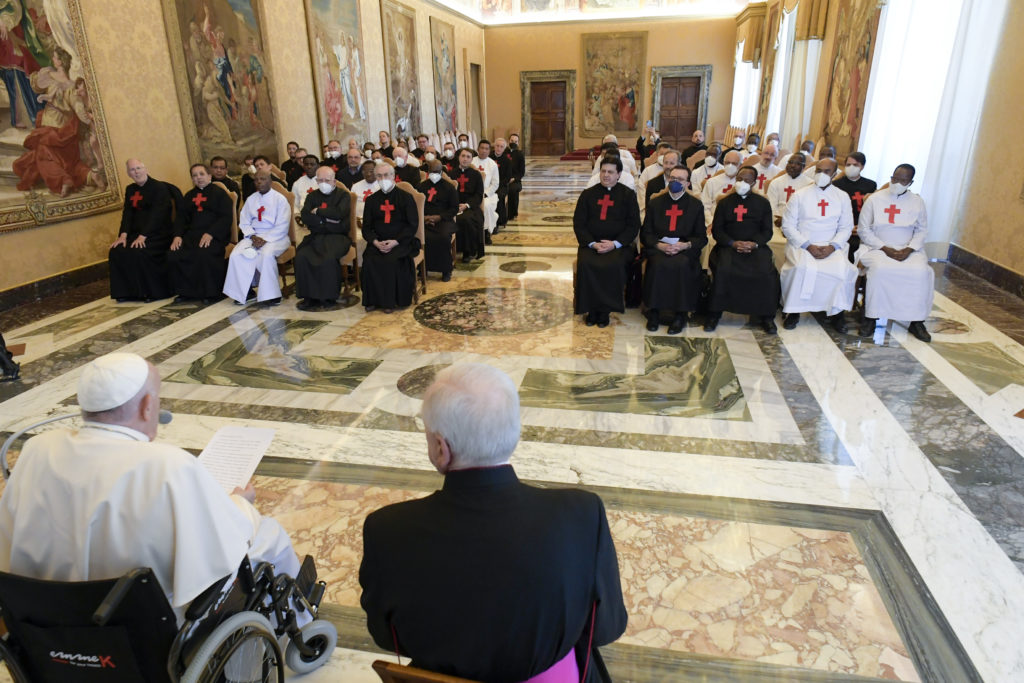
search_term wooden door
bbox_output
[529,81,566,156]
[658,77,700,150]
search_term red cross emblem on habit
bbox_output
[477,165,485,173]
[733,204,748,222]
[363,188,373,200]
[818,199,829,217]
[852,191,865,211]
[665,204,683,232]
[722,184,733,194]
[257,206,266,222]
[307,187,315,194]
[129,191,143,209]
[457,175,468,192]
[320,202,327,209]
[192,193,207,212]
[381,199,395,223]
[757,173,767,189]
[783,185,796,201]
[884,204,901,223]
[427,187,437,202]
[597,194,614,220]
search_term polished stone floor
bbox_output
[2,159,1024,681]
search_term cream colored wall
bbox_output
[483,17,737,150]
[263,0,319,157]
[952,0,1024,275]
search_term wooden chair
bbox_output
[396,181,427,302]
[270,180,298,296]
[442,174,459,263]
[686,149,707,171]
[744,153,762,168]
[372,660,478,683]
[336,181,360,295]
[212,180,239,258]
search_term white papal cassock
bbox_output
[766,172,813,269]
[473,155,500,233]
[780,184,857,315]
[857,187,933,322]
[0,424,299,623]
[223,188,292,304]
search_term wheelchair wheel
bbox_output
[180,610,284,683]
[284,619,337,675]
[0,639,30,683]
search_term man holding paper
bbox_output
[0,352,301,622]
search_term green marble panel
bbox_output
[26,304,141,341]
[167,318,380,394]
[520,336,749,419]
[929,341,1024,395]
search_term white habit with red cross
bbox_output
[223,188,292,303]
[701,171,739,226]
[857,187,933,322]
[472,155,500,233]
[751,162,782,196]
[766,172,813,220]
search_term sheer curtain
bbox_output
[729,40,761,129]
[764,7,795,139]
[780,35,821,149]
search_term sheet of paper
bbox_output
[197,426,276,493]
[660,236,680,244]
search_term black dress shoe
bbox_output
[859,317,877,337]
[703,315,720,332]
[461,254,471,263]
[667,316,685,335]
[908,321,931,342]
[585,312,597,326]
[259,297,281,308]
[830,313,848,333]
[441,272,452,282]
[297,299,316,311]
[645,310,660,332]
[484,232,492,245]
[597,311,610,328]
[762,317,778,335]
[783,313,799,330]
[365,305,377,312]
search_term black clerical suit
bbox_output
[680,143,708,167]
[395,163,421,186]
[337,166,363,190]
[573,183,642,315]
[708,191,779,317]
[360,465,627,683]
[361,187,419,309]
[505,144,526,220]
[448,165,485,260]
[296,187,353,302]
[418,176,459,278]
[211,175,241,213]
[0,333,18,380]
[378,145,395,159]
[642,191,707,313]
[636,134,660,161]
[833,175,877,262]
[491,150,512,227]
[109,179,174,301]
[645,174,666,206]
[282,159,302,188]
[167,182,232,300]
[442,155,458,175]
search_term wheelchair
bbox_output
[0,554,337,682]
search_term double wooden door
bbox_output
[529,81,566,156]
[657,76,700,150]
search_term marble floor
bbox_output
[2,159,1024,681]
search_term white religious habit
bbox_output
[689,161,717,192]
[857,187,933,322]
[701,170,739,225]
[473,154,500,233]
[780,183,857,315]
[636,161,664,216]
[765,172,813,269]
[351,179,378,266]
[594,150,638,178]
[291,173,318,217]
[223,187,292,304]
[751,161,782,196]
[587,170,636,191]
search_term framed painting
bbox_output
[162,0,279,170]
[580,31,647,136]
[821,0,882,155]
[304,0,369,147]
[429,17,457,134]
[0,0,121,234]
[379,0,421,140]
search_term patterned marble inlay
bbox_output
[396,364,449,399]
[413,287,572,336]
[928,341,1024,395]
[14,303,142,342]
[520,336,748,420]
[168,318,380,394]
[924,316,970,335]
[498,260,553,273]
[492,230,578,247]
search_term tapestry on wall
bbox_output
[756,3,781,132]
[162,0,279,169]
[305,0,369,147]
[580,31,646,137]
[0,0,121,234]
[429,17,457,134]
[821,0,881,155]
[380,0,421,141]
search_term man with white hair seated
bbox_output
[0,352,303,624]
[360,363,627,682]
[601,133,637,177]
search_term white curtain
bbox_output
[764,7,795,140]
[780,36,821,149]
[729,40,761,129]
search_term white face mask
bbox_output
[890,182,908,195]
[746,144,758,154]
[247,164,256,174]
[364,150,372,159]
[373,158,383,166]
[459,141,468,148]
[443,149,454,159]
[724,163,738,177]
[379,178,395,192]
[657,154,665,166]
[815,171,832,188]
[704,156,717,167]
[428,172,442,184]
[318,181,334,194]
[844,165,860,180]
[734,136,743,146]
[395,156,406,167]
[734,180,751,196]
[424,152,436,162]
[328,150,341,159]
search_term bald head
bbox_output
[125,158,148,185]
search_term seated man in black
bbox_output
[360,363,627,682]
[418,159,459,282]
[209,156,241,211]
[447,147,485,263]
[295,166,353,311]
[0,334,18,381]
[109,158,174,302]
[642,165,707,333]
[168,163,233,304]
[360,163,419,313]
[573,155,641,328]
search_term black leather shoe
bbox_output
[703,316,720,332]
[783,313,799,330]
[908,321,931,342]
[645,310,660,332]
[259,297,282,308]
[762,317,778,335]
[585,312,597,326]
[484,232,492,245]
[441,272,452,282]
[461,254,471,263]
[830,313,848,333]
[667,316,685,335]
[297,299,316,311]
[859,317,877,337]
[597,312,610,328]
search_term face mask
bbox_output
[379,178,395,192]
[424,152,436,162]
[318,181,334,194]
[509,141,518,149]
[724,163,738,176]
[734,180,751,196]
[395,156,406,167]
[704,156,717,167]
[428,172,442,184]
[444,149,454,159]
[815,171,832,188]
[657,155,665,166]
[890,182,908,195]
[459,141,468,148]
[364,150,372,159]
[844,165,861,180]
[734,137,743,146]
[746,144,758,153]
[328,150,340,159]
[373,158,383,166]
[668,180,684,193]
[247,164,256,174]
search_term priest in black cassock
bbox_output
[448,148,485,263]
[360,363,627,683]
[209,156,241,211]
[642,166,707,333]
[644,149,681,207]
[337,148,365,189]
[505,133,526,221]
[361,163,419,312]
[295,166,353,311]
[419,160,459,282]
[109,158,174,302]
[706,166,779,334]
[833,151,877,262]
[573,156,641,327]
[167,163,232,303]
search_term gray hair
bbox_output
[421,363,520,468]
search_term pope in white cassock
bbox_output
[223,169,293,306]
[856,163,933,342]
[472,140,500,236]
[0,352,302,624]
[780,158,857,332]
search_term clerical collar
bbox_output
[442,464,517,492]
[669,191,684,200]
[81,421,149,442]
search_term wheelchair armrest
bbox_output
[93,567,153,626]
[184,574,232,622]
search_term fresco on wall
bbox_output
[581,31,646,136]
[305,0,368,147]
[162,0,278,168]
[380,0,422,140]
[0,0,121,234]
[821,0,881,156]
[429,17,458,133]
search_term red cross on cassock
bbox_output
[307,187,315,194]
[733,204,748,222]
[381,199,395,223]
[818,199,829,217]
[665,204,683,232]
[192,193,207,212]
[457,175,468,192]
[783,185,796,201]
[757,173,767,189]
[320,202,327,209]
[477,165,485,173]
[257,206,266,222]
[427,187,437,202]
[851,191,865,211]
[129,190,143,209]
[597,193,614,220]
[363,188,373,200]
[884,204,901,223]
[722,184,733,194]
